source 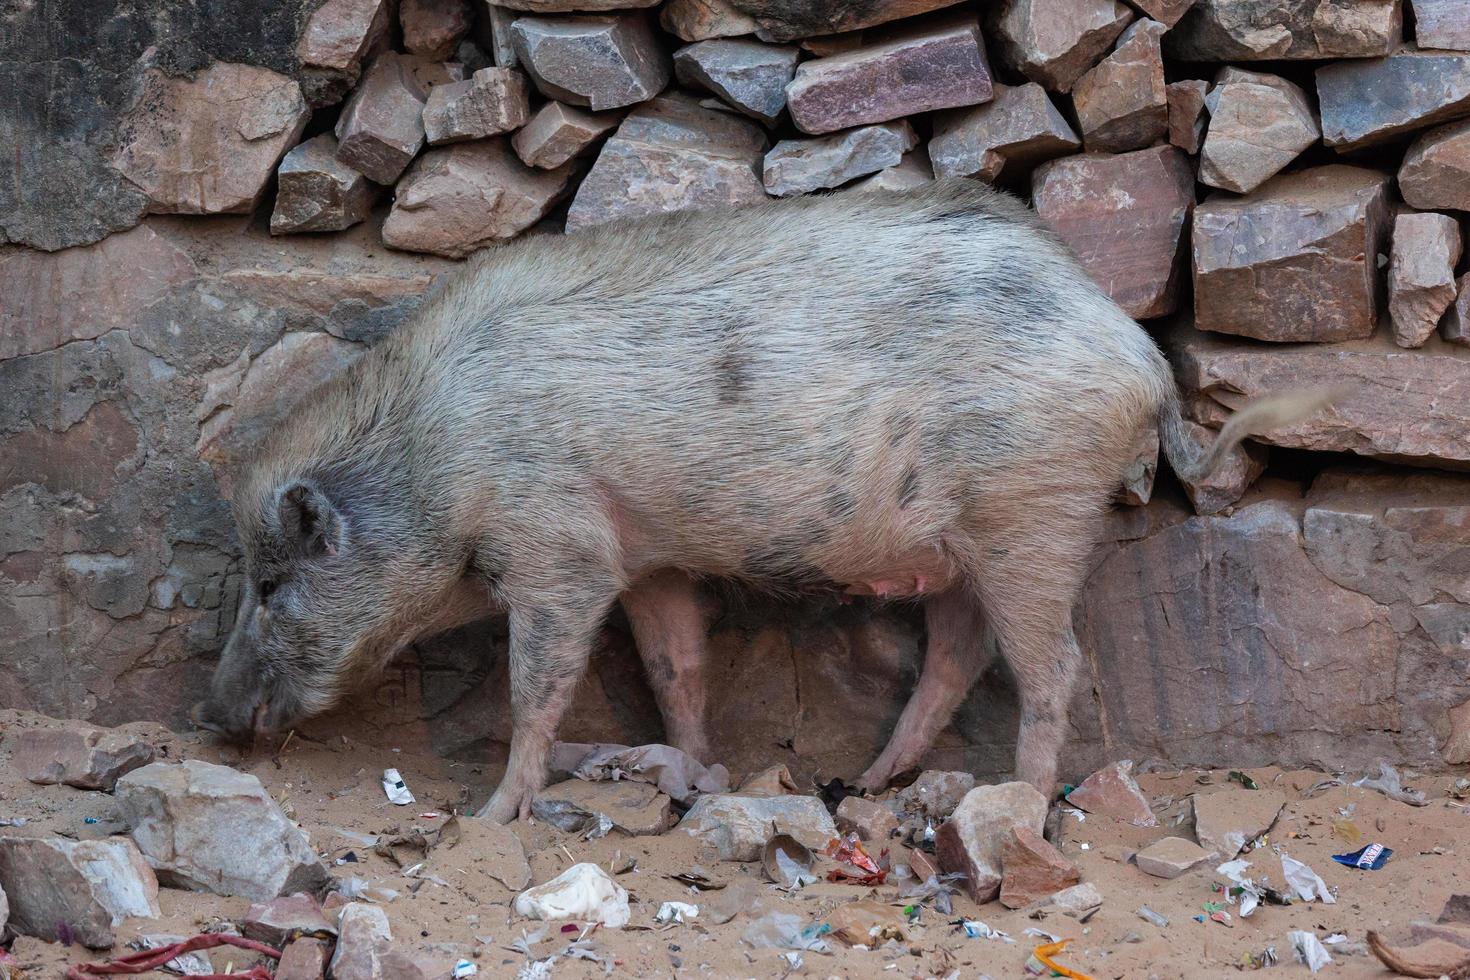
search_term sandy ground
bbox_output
[1,709,1467,979]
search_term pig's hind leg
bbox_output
[478,594,619,823]
[856,588,992,793]
[620,571,715,763]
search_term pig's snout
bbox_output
[190,696,277,741]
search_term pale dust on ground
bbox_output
[1,709,1466,979]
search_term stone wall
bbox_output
[2,0,1468,782]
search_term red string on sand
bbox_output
[66,933,282,980]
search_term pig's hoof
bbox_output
[476,786,532,824]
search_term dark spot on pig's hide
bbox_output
[714,346,749,405]
[898,467,919,508]
[824,486,856,521]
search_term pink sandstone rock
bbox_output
[510,14,671,111]
[1032,145,1195,320]
[1389,211,1463,349]
[1445,273,1470,347]
[935,782,1049,903]
[835,796,900,841]
[660,0,759,41]
[296,0,393,105]
[112,63,308,215]
[271,134,378,235]
[422,68,531,144]
[1071,18,1168,153]
[1199,68,1319,194]
[334,52,430,184]
[1177,419,1267,515]
[1166,79,1207,154]
[1399,119,1470,213]
[1166,0,1401,60]
[929,81,1079,182]
[733,0,971,42]
[999,825,1080,909]
[400,0,473,59]
[786,13,992,135]
[1412,0,1470,49]
[673,38,800,125]
[382,140,575,258]
[854,150,934,190]
[988,0,1133,93]
[1317,50,1470,151]
[14,722,155,791]
[1066,760,1157,826]
[1191,165,1391,343]
[512,101,622,168]
[763,120,917,196]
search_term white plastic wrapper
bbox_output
[1289,931,1333,973]
[514,862,630,928]
[381,768,415,806]
[655,901,699,924]
[1281,854,1336,904]
[453,960,478,978]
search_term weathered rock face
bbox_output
[511,14,671,111]
[116,759,330,901]
[1317,51,1470,151]
[1072,19,1168,154]
[988,0,1134,93]
[1177,419,1267,516]
[565,93,768,229]
[673,38,799,125]
[764,121,917,196]
[1078,466,1470,771]
[1066,760,1156,826]
[113,63,309,215]
[1413,0,1470,50]
[1032,145,1195,320]
[1199,69,1319,194]
[1447,274,1470,347]
[930,82,1079,182]
[513,101,623,169]
[1166,79,1208,155]
[382,140,575,258]
[785,13,992,135]
[678,794,837,861]
[334,53,431,184]
[1173,324,1470,467]
[0,836,159,947]
[1389,212,1463,349]
[423,68,532,144]
[14,722,155,790]
[1399,119,1470,213]
[1191,165,1391,342]
[935,782,1048,902]
[271,134,378,235]
[1165,0,1402,61]
[242,892,336,947]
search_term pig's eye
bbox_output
[258,580,277,603]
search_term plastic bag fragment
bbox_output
[1289,931,1333,973]
[514,863,630,928]
[1281,855,1336,904]
[1353,762,1428,806]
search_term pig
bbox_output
[193,180,1336,822]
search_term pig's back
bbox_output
[403,181,1173,580]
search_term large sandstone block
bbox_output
[382,141,574,258]
[334,52,430,184]
[1399,119,1470,213]
[935,782,1048,902]
[1072,19,1168,153]
[930,82,1079,182]
[1191,165,1391,342]
[673,38,800,125]
[1076,466,1470,771]
[565,93,769,230]
[1166,79,1208,155]
[763,121,917,196]
[1412,0,1470,49]
[1032,145,1195,319]
[510,14,671,111]
[0,836,159,948]
[1199,69,1319,194]
[401,0,473,59]
[1165,0,1401,60]
[988,0,1133,93]
[1389,212,1463,349]
[14,721,154,790]
[116,760,330,902]
[660,0,760,41]
[112,63,308,215]
[1317,50,1470,151]
[785,13,993,134]
[1172,322,1470,467]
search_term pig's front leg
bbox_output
[478,598,615,823]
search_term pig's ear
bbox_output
[277,481,343,558]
